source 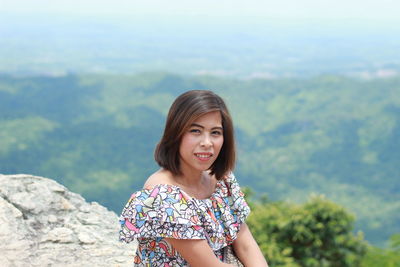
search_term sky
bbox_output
[1,0,399,77]
[1,0,400,22]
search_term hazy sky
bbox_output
[1,0,400,21]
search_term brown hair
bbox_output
[154,90,235,180]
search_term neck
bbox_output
[175,164,206,188]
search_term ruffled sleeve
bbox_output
[119,184,205,243]
[223,173,251,226]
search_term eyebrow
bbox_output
[190,123,223,131]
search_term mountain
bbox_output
[0,72,399,246]
[1,16,400,78]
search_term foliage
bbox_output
[361,234,400,267]
[246,193,367,266]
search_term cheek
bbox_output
[215,138,224,152]
[179,135,197,152]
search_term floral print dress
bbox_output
[119,173,250,266]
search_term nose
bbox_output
[200,134,212,148]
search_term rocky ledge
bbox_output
[0,174,136,266]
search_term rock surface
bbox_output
[0,174,136,267]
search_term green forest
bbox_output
[0,72,399,265]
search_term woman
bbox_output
[119,90,268,266]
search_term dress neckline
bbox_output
[143,179,226,201]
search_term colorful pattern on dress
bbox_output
[119,173,250,266]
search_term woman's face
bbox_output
[179,111,224,175]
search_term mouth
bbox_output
[194,152,213,161]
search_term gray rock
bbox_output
[0,174,137,267]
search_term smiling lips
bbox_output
[194,152,213,161]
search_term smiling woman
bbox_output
[154,91,235,181]
[119,90,268,266]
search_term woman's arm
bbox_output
[232,223,269,267]
[165,238,234,267]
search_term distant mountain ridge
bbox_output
[1,16,400,78]
[0,72,399,246]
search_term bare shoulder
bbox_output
[143,169,174,188]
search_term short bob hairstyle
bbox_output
[154,90,235,180]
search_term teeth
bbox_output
[196,154,211,158]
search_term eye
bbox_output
[212,130,223,136]
[189,128,201,134]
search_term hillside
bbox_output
[0,72,399,246]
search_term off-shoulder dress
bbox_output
[119,173,250,266]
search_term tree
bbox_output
[246,193,367,266]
